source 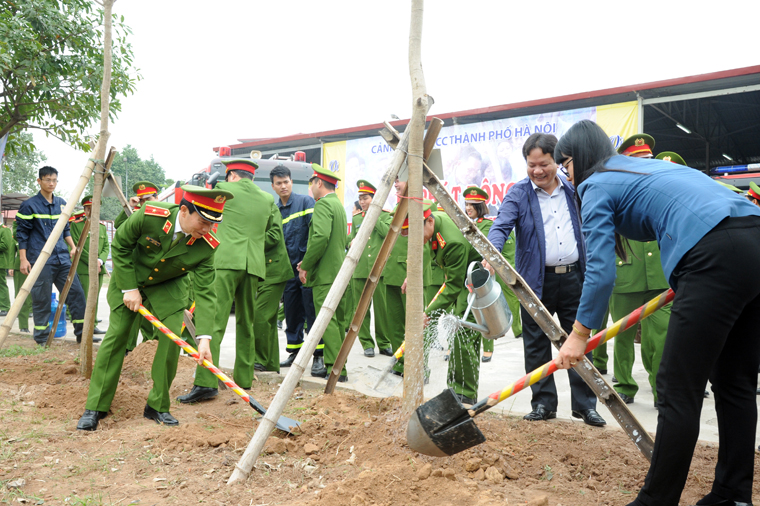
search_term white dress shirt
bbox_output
[531,177,579,266]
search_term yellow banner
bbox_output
[596,101,639,150]
[322,140,347,204]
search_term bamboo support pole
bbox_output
[228,112,431,484]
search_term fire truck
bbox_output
[157,146,313,204]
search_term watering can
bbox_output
[452,262,512,340]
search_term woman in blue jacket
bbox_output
[554,120,760,506]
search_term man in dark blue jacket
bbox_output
[16,166,95,346]
[270,165,322,374]
[486,133,604,427]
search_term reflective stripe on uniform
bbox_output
[286,342,303,350]
[71,319,85,324]
[315,343,325,350]
[34,325,49,330]
[281,208,313,225]
[16,213,61,220]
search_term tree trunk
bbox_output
[80,0,114,376]
[401,0,428,418]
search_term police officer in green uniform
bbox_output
[607,135,672,405]
[253,201,292,373]
[118,181,161,351]
[348,180,392,357]
[70,195,109,334]
[463,186,522,363]
[425,201,446,305]
[77,186,232,430]
[10,222,31,332]
[0,223,14,315]
[179,159,275,403]
[416,201,481,404]
[298,164,348,381]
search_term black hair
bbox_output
[354,200,361,211]
[555,120,644,261]
[39,166,58,179]
[179,198,198,215]
[270,165,291,182]
[467,201,488,218]
[228,169,253,181]
[522,133,558,160]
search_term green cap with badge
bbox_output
[716,181,743,194]
[133,181,159,198]
[356,180,376,195]
[310,163,340,185]
[180,185,234,223]
[655,151,686,166]
[618,134,655,157]
[748,181,760,200]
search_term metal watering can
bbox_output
[452,262,512,339]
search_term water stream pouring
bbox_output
[450,262,512,340]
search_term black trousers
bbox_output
[31,262,85,344]
[282,270,318,356]
[632,216,760,506]
[521,268,596,412]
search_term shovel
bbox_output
[407,288,675,457]
[138,305,301,433]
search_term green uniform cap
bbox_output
[221,159,258,174]
[748,181,760,200]
[133,181,159,197]
[618,133,655,157]
[180,184,235,223]
[81,195,95,206]
[716,181,743,194]
[463,186,489,202]
[655,151,686,166]
[311,163,341,184]
[356,180,376,194]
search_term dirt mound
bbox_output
[0,334,756,506]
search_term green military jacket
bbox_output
[114,210,128,229]
[426,212,476,315]
[474,217,517,264]
[349,210,391,279]
[70,218,109,277]
[11,222,20,270]
[213,180,274,279]
[0,226,14,269]
[613,240,669,294]
[300,192,347,287]
[262,201,293,285]
[110,202,218,335]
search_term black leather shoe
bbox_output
[311,356,326,378]
[96,319,102,324]
[77,409,107,431]
[572,409,606,426]
[757,388,760,396]
[391,370,403,377]
[481,352,493,363]
[618,393,634,404]
[93,327,106,335]
[379,348,393,357]
[597,369,607,375]
[693,492,752,506]
[364,348,375,357]
[279,352,297,368]
[0,311,7,316]
[523,404,556,421]
[176,385,218,404]
[254,363,265,372]
[612,376,618,383]
[20,328,29,333]
[704,390,710,398]
[143,405,178,426]
[76,335,102,344]
[514,333,522,339]
[338,375,348,383]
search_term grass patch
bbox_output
[0,345,48,358]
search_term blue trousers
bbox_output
[282,272,320,356]
[32,262,85,344]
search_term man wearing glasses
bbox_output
[16,166,92,346]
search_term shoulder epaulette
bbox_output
[201,231,220,249]
[144,204,171,218]
[436,232,447,249]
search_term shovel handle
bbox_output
[138,305,254,406]
[469,288,675,417]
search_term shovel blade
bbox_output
[406,388,486,457]
[248,399,301,434]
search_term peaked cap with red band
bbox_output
[392,199,435,229]
[749,181,760,200]
[463,186,488,202]
[356,179,376,195]
[180,185,234,223]
[132,181,159,198]
[81,195,94,207]
[618,133,655,157]
[311,163,340,186]
[221,158,259,175]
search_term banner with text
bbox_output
[323,101,639,219]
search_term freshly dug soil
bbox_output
[0,334,757,506]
